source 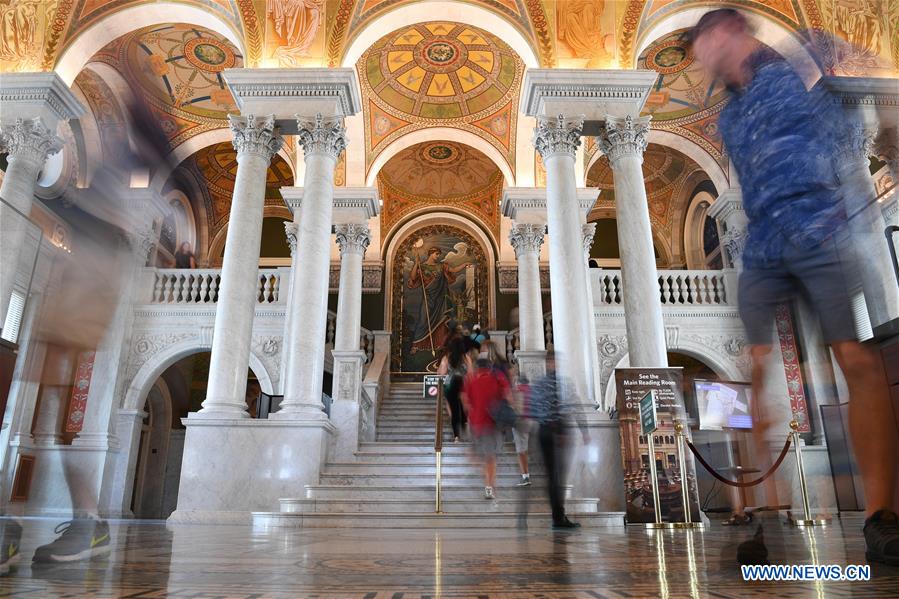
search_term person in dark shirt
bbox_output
[173,241,197,269]
[690,8,898,566]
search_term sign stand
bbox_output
[641,391,669,530]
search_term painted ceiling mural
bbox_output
[182,141,294,235]
[89,23,242,148]
[359,21,523,177]
[377,140,503,237]
[586,143,704,238]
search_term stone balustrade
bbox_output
[149,268,284,304]
[595,269,732,306]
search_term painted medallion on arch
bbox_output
[359,21,522,177]
[377,141,503,239]
[390,223,488,373]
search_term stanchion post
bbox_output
[641,390,670,529]
[434,376,444,514]
[787,417,828,526]
[672,420,703,529]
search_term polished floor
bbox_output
[0,516,897,597]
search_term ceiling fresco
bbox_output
[359,21,523,178]
[89,23,242,148]
[182,141,294,235]
[586,143,704,236]
[377,140,503,237]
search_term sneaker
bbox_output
[864,509,899,566]
[552,518,581,530]
[32,519,111,563]
[0,519,22,575]
[516,475,531,487]
[484,486,495,500]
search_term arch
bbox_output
[366,127,515,187]
[634,6,820,87]
[206,205,294,266]
[55,2,246,85]
[122,339,274,413]
[341,1,539,69]
[683,190,717,269]
[584,130,729,193]
[383,210,498,330]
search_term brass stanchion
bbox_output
[645,432,671,529]
[787,418,829,526]
[670,420,703,529]
[434,376,444,514]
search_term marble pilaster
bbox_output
[598,115,667,368]
[196,115,282,418]
[509,223,547,383]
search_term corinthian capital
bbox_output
[841,120,877,165]
[533,115,583,159]
[296,113,348,159]
[509,223,545,258]
[582,222,597,260]
[598,115,650,166]
[0,117,63,165]
[335,223,370,257]
[228,114,283,161]
[284,221,299,258]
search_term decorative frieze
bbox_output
[597,115,650,166]
[533,114,583,159]
[497,263,551,294]
[296,113,347,159]
[509,223,545,258]
[334,223,371,257]
[228,114,283,160]
[328,262,383,293]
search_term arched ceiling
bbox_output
[359,21,523,180]
[179,142,293,236]
[377,140,503,238]
[586,143,704,235]
[88,23,242,148]
[637,29,727,122]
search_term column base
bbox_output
[173,417,335,520]
[192,403,251,420]
[515,350,546,383]
[329,350,367,460]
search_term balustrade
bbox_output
[595,269,731,306]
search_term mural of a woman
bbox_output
[395,230,483,372]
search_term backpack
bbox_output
[485,370,517,428]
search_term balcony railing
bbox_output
[149,268,284,304]
[595,269,731,306]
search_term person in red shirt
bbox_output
[462,357,510,500]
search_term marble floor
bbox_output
[0,516,897,598]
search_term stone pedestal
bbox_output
[171,418,334,523]
[329,350,367,460]
[515,350,547,384]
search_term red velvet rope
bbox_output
[686,436,792,488]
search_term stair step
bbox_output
[252,511,625,529]
[317,473,550,487]
[278,497,598,514]
[303,485,559,501]
[320,463,545,476]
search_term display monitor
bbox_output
[694,379,753,431]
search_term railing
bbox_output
[596,269,731,306]
[149,268,283,304]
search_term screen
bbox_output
[694,380,753,430]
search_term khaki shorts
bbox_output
[512,419,537,453]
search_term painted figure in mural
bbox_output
[406,243,473,357]
[556,0,614,67]
[266,0,323,66]
[0,0,40,63]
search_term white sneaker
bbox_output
[484,486,495,500]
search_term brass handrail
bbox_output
[434,375,445,513]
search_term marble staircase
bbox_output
[252,381,623,528]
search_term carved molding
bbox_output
[582,222,597,260]
[597,115,650,166]
[0,117,63,165]
[509,223,545,258]
[533,114,583,159]
[334,223,371,257]
[228,114,283,161]
[497,263,551,294]
[296,113,347,159]
[284,221,298,257]
[328,262,383,293]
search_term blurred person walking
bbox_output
[438,335,471,442]
[462,355,511,500]
[690,8,898,565]
[530,352,588,529]
[512,374,536,487]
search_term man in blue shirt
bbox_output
[690,9,898,566]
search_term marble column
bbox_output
[836,122,899,328]
[278,115,347,419]
[509,223,546,382]
[598,115,667,368]
[197,115,282,418]
[581,222,602,406]
[279,221,299,390]
[0,118,62,328]
[533,115,593,403]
